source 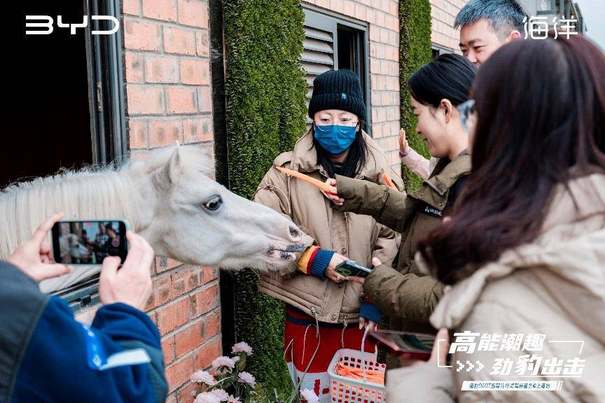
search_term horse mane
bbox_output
[0,145,212,259]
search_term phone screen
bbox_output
[335,260,372,277]
[51,220,128,265]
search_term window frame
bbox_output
[56,0,127,311]
[302,5,372,133]
[431,43,452,58]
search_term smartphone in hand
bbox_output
[335,260,372,277]
[51,220,128,265]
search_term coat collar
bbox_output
[413,150,471,209]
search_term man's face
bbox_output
[459,18,510,67]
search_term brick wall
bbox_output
[430,0,465,51]
[303,0,402,172]
[121,1,219,402]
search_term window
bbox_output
[536,0,557,14]
[431,44,452,59]
[302,6,371,132]
[6,0,126,310]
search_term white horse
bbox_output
[0,145,310,292]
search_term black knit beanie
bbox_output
[308,69,366,121]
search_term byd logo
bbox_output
[25,15,120,35]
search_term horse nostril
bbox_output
[289,225,301,240]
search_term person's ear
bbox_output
[440,99,454,124]
[508,30,522,42]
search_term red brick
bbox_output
[156,256,183,273]
[128,119,148,149]
[183,117,212,144]
[142,0,177,21]
[153,273,173,307]
[180,59,209,85]
[163,26,196,55]
[123,0,141,15]
[127,84,164,115]
[162,334,176,365]
[147,311,159,328]
[144,292,155,312]
[195,30,209,57]
[178,0,208,28]
[175,320,204,358]
[190,284,219,318]
[124,19,161,51]
[200,267,217,284]
[157,297,191,335]
[125,52,144,83]
[203,311,221,339]
[166,355,193,392]
[177,382,199,403]
[192,337,222,370]
[171,266,201,299]
[149,119,183,147]
[145,56,179,83]
[166,86,197,114]
[197,86,212,113]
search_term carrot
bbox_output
[275,166,335,194]
[334,361,385,385]
[382,172,397,190]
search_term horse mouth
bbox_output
[267,243,307,262]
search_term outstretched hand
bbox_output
[321,178,344,206]
[399,128,409,156]
[7,212,71,282]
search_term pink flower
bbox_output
[237,371,256,386]
[300,389,320,403]
[211,356,236,370]
[231,341,253,355]
[210,389,229,401]
[190,370,216,386]
[227,396,241,403]
[194,392,221,403]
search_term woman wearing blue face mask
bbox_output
[254,69,402,401]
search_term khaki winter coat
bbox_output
[254,131,402,324]
[387,173,605,403]
[335,152,471,335]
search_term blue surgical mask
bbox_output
[313,124,358,155]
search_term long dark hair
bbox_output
[408,53,476,108]
[312,122,368,178]
[418,36,605,285]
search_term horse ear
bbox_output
[152,148,183,192]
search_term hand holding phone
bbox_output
[8,213,71,282]
[335,260,372,278]
[51,220,128,265]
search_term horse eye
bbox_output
[202,195,223,212]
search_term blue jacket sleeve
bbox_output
[12,297,167,403]
[359,302,382,323]
[309,249,334,279]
